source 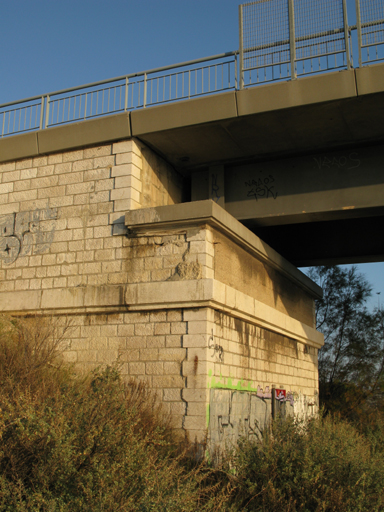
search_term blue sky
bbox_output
[1,0,383,308]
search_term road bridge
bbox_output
[1,63,384,265]
[0,0,383,449]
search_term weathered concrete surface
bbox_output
[0,135,322,446]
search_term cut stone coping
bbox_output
[125,199,322,300]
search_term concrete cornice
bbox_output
[125,200,323,300]
[0,280,324,348]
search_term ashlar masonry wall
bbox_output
[0,136,323,447]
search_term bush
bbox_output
[0,316,229,511]
[229,414,384,512]
[2,315,383,511]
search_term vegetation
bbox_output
[228,415,384,512]
[0,316,229,511]
[1,264,384,511]
[306,266,384,426]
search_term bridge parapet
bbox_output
[1,0,383,141]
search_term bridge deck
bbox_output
[1,63,384,266]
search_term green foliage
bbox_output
[306,266,384,423]
[229,414,384,512]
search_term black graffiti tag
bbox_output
[245,175,277,200]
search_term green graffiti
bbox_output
[207,368,259,393]
[206,404,210,427]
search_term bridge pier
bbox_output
[0,136,322,447]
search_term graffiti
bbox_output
[313,152,361,170]
[0,208,58,265]
[256,385,272,399]
[208,329,224,363]
[207,371,295,406]
[245,174,277,200]
[211,173,221,203]
[275,388,286,401]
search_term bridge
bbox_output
[1,63,384,265]
[0,0,383,447]
[1,0,383,266]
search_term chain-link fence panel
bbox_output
[357,0,384,65]
[294,0,348,74]
[239,0,350,85]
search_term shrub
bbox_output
[229,414,384,512]
[0,315,230,511]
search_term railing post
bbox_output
[342,0,352,69]
[288,0,296,79]
[124,77,129,111]
[39,96,45,130]
[143,73,147,108]
[238,4,244,89]
[44,95,50,129]
[235,53,238,90]
[355,0,363,67]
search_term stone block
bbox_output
[111,163,141,179]
[154,322,171,335]
[129,362,146,375]
[115,152,142,167]
[152,375,184,388]
[163,388,181,401]
[145,362,164,375]
[183,415,207,431]
[165,335,182,348]
[83,145,112,158]
[158,348,186,362]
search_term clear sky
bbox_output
[1,0,383,308]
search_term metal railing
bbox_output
[238,0,383,87]
[239,0,352,86]
[1,0,383,139]
[0,52,237,138]
[356,0,384,66]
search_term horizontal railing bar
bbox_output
[360,19,384,29]
[243,27,347,54]
[361,41,384,49]
[146,60,234,81]
[0,51,237,110]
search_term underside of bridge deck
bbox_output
[1,64,384,266]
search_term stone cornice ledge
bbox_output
[124,279,324,348]
[0,280,323,348]
[125,200,322,299]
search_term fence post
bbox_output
[288,0,296,79]
[143,73,147,108]
[355,0,363,67]
[238,4,244,89]
[342,0,352,69]
[39,96,45,130]
[44,95,50,129]
[124,77,129,111]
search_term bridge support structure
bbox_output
[0,137,322,448]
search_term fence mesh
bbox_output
[294,0,345,61]
[240,0,348,83]
[359,0,384,49]
[241,0,290,71]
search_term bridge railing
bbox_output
[356,0,384,66]
[0,52,237,138]
[1,0,383,139]
[238,0,384,87]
